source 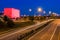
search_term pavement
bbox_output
[28,19,60,40]
[0,19,52,40]
[51,25,60,40]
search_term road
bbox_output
[28,19,60,40]
[51,25,60,40]
[0,19,52,40]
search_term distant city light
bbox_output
[38,8,42,12]
[34,14,36,17]
[27,15,29,16]
[52,12,59,16]
[24,14,26,17]
[52,12,56,14]
[38,15,41,16]
[21,15,24,16]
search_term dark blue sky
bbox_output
[0,0,60,16]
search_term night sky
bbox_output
[0,0,60,16]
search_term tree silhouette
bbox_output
[3,15,14,27]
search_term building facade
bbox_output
[4,8,20,19]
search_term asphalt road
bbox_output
[51,25,60,40]
[28,19,60,40]
[0,19,52,40]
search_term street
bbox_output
[0,20,52,40]
[0,0,60,40]
[28,19,60,40]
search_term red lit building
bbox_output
[4,8,20,19]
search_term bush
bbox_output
[7,20,14,27]
[3,15,15,27]
[3,15,9,22]
[0,19,5,27]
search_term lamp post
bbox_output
[38,8,42,12]
[43,11,46,16]
[49,11,52,14]
[29,9,32,16]
[49,11,52,19]
[43,11,46,14]
[37,8,42,20]
[37,8,43,16]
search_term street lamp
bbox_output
[29,9,32,16]
[29,9,32,12]
[49,11,51,14]
[37,8,42,16]
[38,8,42,12]
[43,11,46,14]
[37,8,42,20]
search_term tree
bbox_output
[7,19,14,27]
[3,15,14,27]
[0,19,5,27]
[3,15,9,22]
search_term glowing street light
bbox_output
[38,8,42,12]
[29,8,32,16]
[37,8,42,16]
[49,11,51,14]
[29,9,32,12]
[43,11,46,14]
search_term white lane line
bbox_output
[58,30,60,40]
[28,22,52,40]
[0,20,52,39]
[50,25,57,40]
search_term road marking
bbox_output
[50,24,57,40]
[28,22,52,40]
[58,29,60,40]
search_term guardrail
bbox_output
[17,19,54,40]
